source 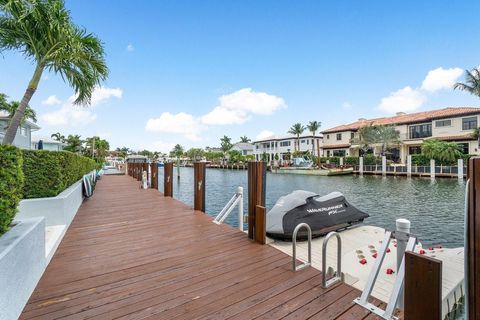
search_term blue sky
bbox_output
[1,0,480,152]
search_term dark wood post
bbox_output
[404,251,442,319]
[150,162,158,190]
[468,157,480,319]
[136,163,142,181]
[142,162,148,182]
[194,162,206,212]
[164,162,173,197]
[248,161,266,240]
[255,205,266,244]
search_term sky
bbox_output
[1,0,480,152]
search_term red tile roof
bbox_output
[322,107,480,133]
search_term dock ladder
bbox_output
[213,187,244,231]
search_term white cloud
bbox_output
[201,88,286,125]
[126,44,134,52]
[420,67,463,92]
[40,86,122,126]
[256,130,275,140]
[145,112,204,141]
[341,102,352,110]
[41,95,61,105]
[378,86,426,114]
[91,87,123,106]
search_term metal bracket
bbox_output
[353,232,417,319]
[322,232,342,288]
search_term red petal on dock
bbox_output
[372,253,378,258]
[428,247,433,250]
[386,268,395,275]
[386,248,391,253]
[419,249,426,254]
[360,258,367,265]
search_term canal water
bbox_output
[159,167,466,248]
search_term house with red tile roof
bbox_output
[321,107,480,163]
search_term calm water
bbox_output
[159,167,467,248]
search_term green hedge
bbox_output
[363,154,382,165]
[344,157,359,165]
[0,145,24,235]
[22,150,97,199]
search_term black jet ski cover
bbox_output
[266,190,369,240]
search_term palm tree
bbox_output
[0,0,108,144]
[50,132,65,143]
[306,121,321,155]
[64,134,83,153]
[454,68,480,98]
[354,125,377,155]
[376,125,400,156]
[288,123,305,152]
[240,136,251,143]
[0,94,37,123]
[220,135,232,164]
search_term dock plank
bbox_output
[20,175,382,319]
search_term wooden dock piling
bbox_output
[194,162,206,212]
[164,162,173,197]
[150,162,158,189]
[468,157,480,319]
[248,161,266,241]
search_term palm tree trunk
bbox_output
[2,64,43,145]
[311,131,315,155]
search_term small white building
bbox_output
[31,136,67,151]
[252,134,323,161]
[231,142,254,156]
[0,115,40,149]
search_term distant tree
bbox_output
[353,125,377,155]
[288,123,306,152]
[220,135,233,163]
[171,144,184,158]
[228,149,244,163]
[240,136,251,143]
[375,125,400,156]
[306,121,321,155]
[186,148,205,161]
[0,94,37,123]
[50,132,65,143]
[422,139,462,164]
[64,134,84,153]
[454,68,480,98]
[0,0,108,144]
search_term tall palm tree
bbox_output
[376,125,400,156]
[288,123,305,152]
[64,134,83,153]
[50,132,65,143]
[354,125,377,155]
[0,0,108,144]
[454,68,480,98]
[306,121,321,155]
[240,136,251,143]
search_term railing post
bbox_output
[238,186,244,232]
[194,162,206,212]
[382,156,386,175]
[396,218,411,309]
[150,162,158,189]
[458,158,464,180]
[339,157,344,166]
[248,161,266,240]
[430,159,435,179]
[255,205,266,244]
[404,252,442,319]
[407,155,412,177]
[164,162,173,197]
[359,156,363,175]
[467,157,480,319]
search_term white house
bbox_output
[252,134,323,161]
[0,116,40,149]
[31,136,67,151]
[230,142,254,156]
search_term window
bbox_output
[458,143,469,154]
[351,132,355,139]
[279,141,291,147]
[301,139,305,143]
[408,124,432,139]
[435,119,451,127]
[463,117,477,130]
[408,146,422,155]
[326,134,330,139]
[306,140,309,145]
[20,127,27,136]
[332,149,346,157]
[336,133,342,141]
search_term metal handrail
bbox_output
[322,231,342,288]
[292,223,312,271]
[213,187,244,231]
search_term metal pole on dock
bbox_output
[396,218,410,310]
[194,162,206,212]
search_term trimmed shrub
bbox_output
[410,154,429,166]
[328,157,341,164]
[0,145,24,235]
[22,150,97,199]
[363,154,382,165]
[344,157,359,165]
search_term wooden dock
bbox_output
[20,175,384,319]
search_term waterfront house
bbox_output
[31,135,67,151]
[321,107,480,163]
[0,115,40,149]
[230,142,254,156]
[252,134,323,161]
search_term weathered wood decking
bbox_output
[20,175,383,319]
